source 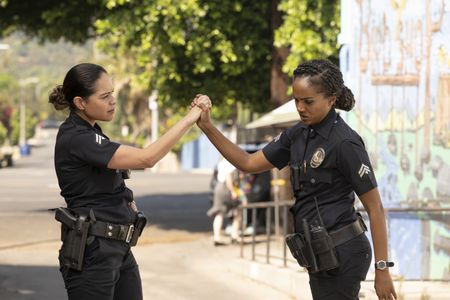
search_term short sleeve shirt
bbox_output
[262,109,377,232]
[54,112,135,224]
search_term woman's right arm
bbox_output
[108,102,207,170]
[195,95,273,174]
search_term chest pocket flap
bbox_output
[302,168,333,185]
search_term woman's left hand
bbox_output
[190,94,211,111]
[129,200,138,213]
[374,271,397,300]
[190,94,212,129]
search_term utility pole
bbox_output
[148,90,158,144]
[0,43,10,72]
[18,77,39,156]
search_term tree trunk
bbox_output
[270,0,290,108]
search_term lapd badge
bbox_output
[310,148,325,168]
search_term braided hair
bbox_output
[293,59,355,111]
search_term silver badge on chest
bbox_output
[310,148,325,168]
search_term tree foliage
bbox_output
[0,34,94,144]
[0,0,341,146]
[1,0,273,117]
[95,0,273,117]
[0,0,108,43]
[275,0,341,75]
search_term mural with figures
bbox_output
[339,0,449,280]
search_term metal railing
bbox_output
[238,200,294,266]
[237,200,450,280]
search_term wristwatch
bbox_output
[374,260,394,270]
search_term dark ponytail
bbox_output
[293,59,355,111]
[48,85,68,111]
[48,63,107,111]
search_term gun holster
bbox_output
[55,207,90,271]
[285,221,339,273]
[129,211,147,246]
[285,233,313,269]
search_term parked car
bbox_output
[39,119,62,129]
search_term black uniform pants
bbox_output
[309,233,372,300]
[59,237,143,300]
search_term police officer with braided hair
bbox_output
[49,63,211,300]
[194,59,397,299]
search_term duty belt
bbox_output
[311,217,366,253]
[311,217,367,254]
[89,221,135,243]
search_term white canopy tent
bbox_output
[245,99,300,129]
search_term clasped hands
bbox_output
[188,94,212,128]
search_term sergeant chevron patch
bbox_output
[358,163,371,178]
[95,134,106,145]
[272,132,282,143]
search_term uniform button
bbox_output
[108,231,113,237]
[310,178,316,184]
[108,225,113,230]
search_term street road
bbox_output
[0,128,292,300]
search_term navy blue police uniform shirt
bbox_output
[262,109,377,232]
[54,112,135,225]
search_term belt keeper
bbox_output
[126,225,135,243]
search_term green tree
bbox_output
[0,0,108,43]
[1,0,273,115]
[91,0,274,146]
[275,0,341,76]
[1,0,341,144]
[94,0,272,117]
[0,122,7,145]
[0,72,17,142]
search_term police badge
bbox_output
[310,148,325,168]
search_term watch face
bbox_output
[375,260,388,270]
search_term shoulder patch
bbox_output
[272,132,282,143]
[358,163,371,178]
[95,133,106,145]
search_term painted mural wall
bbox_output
[339,0,449,280]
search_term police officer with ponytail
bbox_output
[49,63,210,300]
[195,59,397,299]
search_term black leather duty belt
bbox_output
[329,217,367,247]
[89,221,135,244]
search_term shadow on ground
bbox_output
[0,265,65,300]
[135,192,213,233]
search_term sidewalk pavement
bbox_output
[1,229,448,299]
[204,234,450,300]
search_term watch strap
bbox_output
[375,260,395,270]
